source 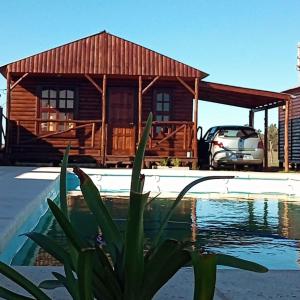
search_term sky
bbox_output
[0,0,299,132]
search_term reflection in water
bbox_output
[12,196,300,269]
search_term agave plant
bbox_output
[0,113,268,300]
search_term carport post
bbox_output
[284,98,290,172]
[249,109,254,127]
[264,109,268,169]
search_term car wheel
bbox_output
[254,164,263,172]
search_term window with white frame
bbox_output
[40,88,76,133]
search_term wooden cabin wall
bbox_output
[9,75,102,162]
[279,88,300,164]
[8,76,193,163]
[141,81,193,157]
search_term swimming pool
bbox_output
[11,194,300,270]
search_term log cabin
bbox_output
[0,31,292,169]
[279,86,300,167]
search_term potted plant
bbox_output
[0,113,267,300]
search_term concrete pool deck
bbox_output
[0,167,60,256]
[0,267,299,299]
[1,166,300,298]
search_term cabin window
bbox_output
[154,90,171,133]
[40,88,75,133]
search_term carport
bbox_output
[197,81,291,172]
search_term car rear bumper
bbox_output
[213,150,263,165]
[217,158,263,165]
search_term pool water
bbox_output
[12,196,300,269]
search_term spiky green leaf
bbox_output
[60,144,70,217]
[124,191,149,299]
[0,262,51,300]
[93,247,122,299]
[78,249,94,300]
[216,253,268,273]
[190,252,216,300]
[141,240,191,300]
[52,272,79,300]
[38,280,64,290]
[73,167,123,256]
[131,113,152,193]
[25,232,71,266]
[47,199,87,251]
[0,286,34,300]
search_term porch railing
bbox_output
[0,106,6,149]
[13,119,102,149]
[147,121,194,155]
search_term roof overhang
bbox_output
[199,81,290,111]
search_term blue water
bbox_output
[11,194,300,270]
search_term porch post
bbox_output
[249,109,254,127]
[138,75,142,141]
[264,108,268,169]
[5,71,11,154]
[193,78,199,168]
[0,106,3,148]
[284,98,290,172]
[101,75,107,165]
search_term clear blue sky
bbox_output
[1,0,299,132]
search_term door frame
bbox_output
[106,86,138,156]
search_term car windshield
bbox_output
[218,128,258,138]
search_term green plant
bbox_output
[0,113,268,300]
[159,157,170,167]
[171,157,181,167]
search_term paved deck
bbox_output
[0,267,299,299]
[0,167,60,256]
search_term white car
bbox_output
[198,126,264,170]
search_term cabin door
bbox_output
[107,88,136,156]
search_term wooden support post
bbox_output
[0,106,3,148]
[5,71,11,154]
[264,109,268,169]
[17,121,20,145]
[249,109,254,127]
[138,75,143,141]
[193,78,199,169]
[284,99,290,172]
[91,122,95,148]
[101,75,107,165]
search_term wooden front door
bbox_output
[107,88,135,156]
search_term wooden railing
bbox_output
[0,106,6,149]
[147,121,194,154]
[14,119,102,149]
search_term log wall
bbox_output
[8,75,194,163]
[279,87,300,163]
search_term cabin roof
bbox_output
[282,85,300,94]
[0,31,208,79]
[0,31,289,110]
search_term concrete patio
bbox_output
[0,267,299,299]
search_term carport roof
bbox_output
[199,81,290,110]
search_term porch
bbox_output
[6,117,196,167]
